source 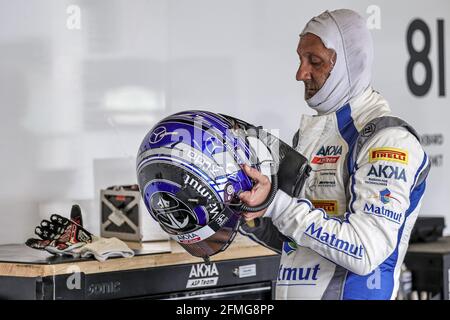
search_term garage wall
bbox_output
[0,0,448,243]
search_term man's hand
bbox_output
[239,164,272,221]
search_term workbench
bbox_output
[0,235,280,300]
[4,234,448,300]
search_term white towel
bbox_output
[77,237,135,262]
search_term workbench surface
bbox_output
[0,235,277,278]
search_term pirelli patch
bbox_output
[311,200,338,215]
[369,147,408,164]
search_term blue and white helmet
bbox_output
[136,111,259,259]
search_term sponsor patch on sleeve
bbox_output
[369,147,408,164]
[311,200,338,215]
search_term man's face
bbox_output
[296,33,336,100]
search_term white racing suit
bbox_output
[243,88,430,299]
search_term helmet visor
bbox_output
[178,208,242,258]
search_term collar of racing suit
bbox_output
[299,87,392,136]
[301,9,374,115]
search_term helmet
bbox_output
[136,110,259,260]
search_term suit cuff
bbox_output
[263,189,293,219]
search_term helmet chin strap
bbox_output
[237,172,278,212]
[218,113,311,199]
[185,171,279,213]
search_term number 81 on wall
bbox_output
[406,19,445,97]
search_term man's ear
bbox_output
[329,49,337,69]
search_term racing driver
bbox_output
[239,9,430,300]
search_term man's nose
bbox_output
[296,63,311,81]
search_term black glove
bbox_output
[70,203,83,226]
[239,217,289,254]
[26,205,93,256]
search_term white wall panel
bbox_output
[0,0,448,242]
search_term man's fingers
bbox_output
[243,211,265,221]
[242,164,268,184]
[244,213,258,221]
[239,191,252,203]
[239,190,256,206]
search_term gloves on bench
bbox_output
[26,205,134,261]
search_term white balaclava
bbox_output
[300,9,374,115]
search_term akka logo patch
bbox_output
[311,145,342,165]
[367,164,407,182]
[177,233,201,244]
[312,200,338,215]
[369,148,408,164]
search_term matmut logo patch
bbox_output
[311,200,338,215]
[369,148,408,164]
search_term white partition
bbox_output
[0,0,449,242]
